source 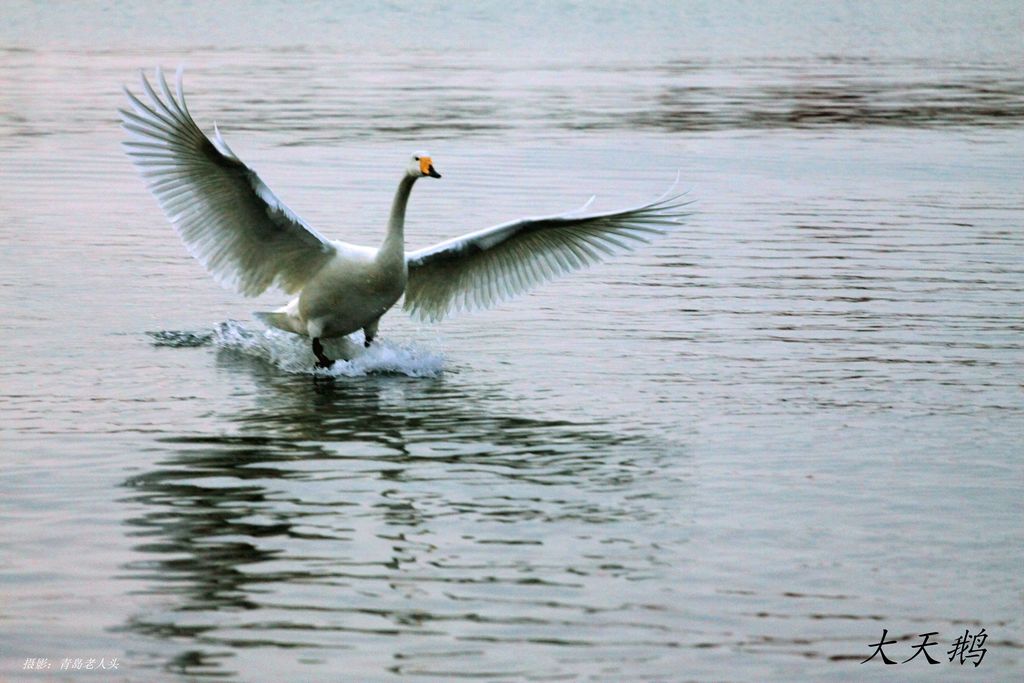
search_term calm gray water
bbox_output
[1,2,1022,681]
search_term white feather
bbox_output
[403,190,692,322]
[120,67,335,296]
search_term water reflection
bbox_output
[8,49,1017,157]
[118,350,688,678]
[629,61,1024,132]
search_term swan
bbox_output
[121,68,691,368]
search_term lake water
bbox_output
[1,1,1022,681]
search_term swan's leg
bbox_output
[363,318,380,348]
[312,337,334,368]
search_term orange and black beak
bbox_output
[419,156,441,178]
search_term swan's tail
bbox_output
[254,296,305,335]
[254,310,304,335]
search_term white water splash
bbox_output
[152,321,445,377]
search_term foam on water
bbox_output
[146,329,214,347]
[151,321,445,377]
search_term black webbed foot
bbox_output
[312,337,335,369]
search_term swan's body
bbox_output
[256,239,400,342]
[257,173,416,348]
[121,68,691,367]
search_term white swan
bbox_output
[121,68,691,368]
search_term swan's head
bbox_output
[408,152,441,179]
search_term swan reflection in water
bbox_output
[117,349,688,679]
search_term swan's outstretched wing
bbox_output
[404,188,691,322]
[120,67,335,296]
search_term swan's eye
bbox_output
[414,156,420,161]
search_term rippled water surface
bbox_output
[1,2,1022,681]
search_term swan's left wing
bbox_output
[404,189,691,322]
[120,67,335,296]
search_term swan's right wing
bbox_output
[120,67,335,296]
[404,188,691,322]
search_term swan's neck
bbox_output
[378,174,417,268]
